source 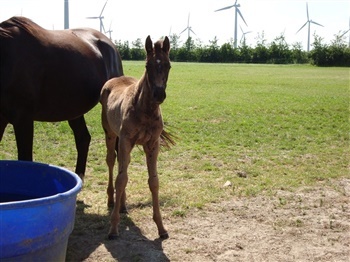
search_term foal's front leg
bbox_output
[144,139,168,239]
[108,137,133,239]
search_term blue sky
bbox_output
[0,0,349,50]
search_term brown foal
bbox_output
[100,35,171,239]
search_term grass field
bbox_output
[1,62,349,216]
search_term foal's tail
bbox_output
[160,129,176,148]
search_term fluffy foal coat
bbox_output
[100,36,171,239]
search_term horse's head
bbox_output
[145,35,171,104]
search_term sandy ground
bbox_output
[66,178,350,261]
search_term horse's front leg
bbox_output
[144,139,168,239]
[68,116,91,180]
[0,115,9,142]
[0,115,8,142]
[13,117,34,161]
[108,136,133,239]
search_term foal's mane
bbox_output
[148,38,169,56]
[154,40,163,52]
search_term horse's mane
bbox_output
[0,16,42,38]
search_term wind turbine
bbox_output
[105,21,113,40]
[86,0,108,33]
[296,2,324,52]
[240,25,252,44]
[215,0,248,49]
[64,0,69,29]
[180,13,196,40]
[340,17,350,48]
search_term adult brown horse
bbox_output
[100,35,173,239]
[0,16,123,179]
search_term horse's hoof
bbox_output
[159,232,169,239]
[108,233,119,240]
[78,174,85,185]
[119,207,128,214]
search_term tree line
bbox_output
[114,32,350,67]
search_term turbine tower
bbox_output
[296,2,324,52]
[340,17,350,48]
[86,0,108,33]
[180,13,196,40]
[64,0,69,29]
[215,0,248,49]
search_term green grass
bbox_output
[1,62,349,215]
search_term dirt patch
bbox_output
[66,179,350,261]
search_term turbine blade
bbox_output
[240,25,243,33]
[296,21,308,33]
[237,8,247,26]
[180,28,187,34]
[101,20,106,33]
[214,5,235,12]
[340,29,350,37]
[188,13,190,27]
[100,0,108,16]
[311,21,324,27]
[306,3,309,21]
[190,28,196,35]
[86,17,99,19]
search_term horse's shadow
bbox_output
[66,200,170,262]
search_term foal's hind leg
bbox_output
[108,135,133,239]
[102,126,117,208]
[101,111,127,210]
[68,116,91,180]
[115,137,128,213]
[144,140,168,239]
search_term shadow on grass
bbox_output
[66,200,170,261]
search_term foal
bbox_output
[100,36,171,239]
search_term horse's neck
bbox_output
[134,73,159,114]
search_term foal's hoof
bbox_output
[159,232,169,239]
[108,233,119,240]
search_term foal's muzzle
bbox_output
[153,86,166,104]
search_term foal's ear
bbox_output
[162,36,170,54]
[145,35,153,54]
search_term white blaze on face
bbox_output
[156,59,161,64]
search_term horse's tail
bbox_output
[160,129,176,148]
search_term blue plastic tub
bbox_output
[0,160,82,261]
